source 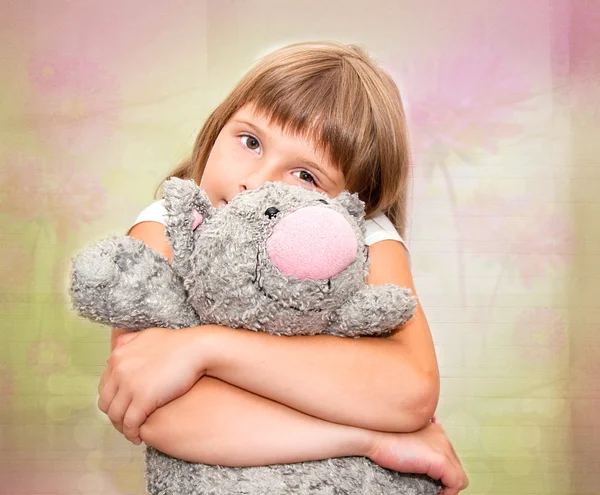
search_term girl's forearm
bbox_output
[140,376,374,466]
[196,325,436,433]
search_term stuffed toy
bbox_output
[70,177,440,495]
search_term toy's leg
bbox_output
[70,236,200,331]
[145,447,441,494]
[327,285,417,338]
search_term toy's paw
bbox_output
[327,285,417,338]
[70,236,199,331]
[71,237,125,289]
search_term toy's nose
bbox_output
[266,205,357,280]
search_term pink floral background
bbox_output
[1,0,598,493]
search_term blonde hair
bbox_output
[163,41,412,237]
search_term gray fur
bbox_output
[328,285,416,337]
[70,236,201,330]
[70,177,437,494]
[146,447,439,494]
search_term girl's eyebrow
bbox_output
[232,119,336,185]
[233,119,265,137]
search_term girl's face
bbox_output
[200,103,346,207]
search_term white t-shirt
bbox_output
[134,200,409,254]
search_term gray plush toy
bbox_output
[70,177,440,495]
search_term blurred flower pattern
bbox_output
[457,191,574,286]
[397,48,532,165]
[27,54,121,150]
[0,153,107,242]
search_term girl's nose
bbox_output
[266,206,357,280]
[240,169,272,192]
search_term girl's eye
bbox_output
[240,134,261,153]
[294,170,317,185]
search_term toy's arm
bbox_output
[71,236,200,331]
[326,285,417,337]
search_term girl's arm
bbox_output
[140,375,371,465]
[139,377,467,495]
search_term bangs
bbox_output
[238,57,378,179]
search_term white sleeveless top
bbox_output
[134,200,409,255]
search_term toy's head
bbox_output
[163,178,369,335]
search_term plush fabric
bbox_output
[146,448,439,495]
[266,205,358,280]
[70,178,439,494]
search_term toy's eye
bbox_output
[318,199,328,205]
[265,207,280,219]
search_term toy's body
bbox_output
[146,448,438,494]
[71,178,439,494]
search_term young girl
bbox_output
[98,41,468,494]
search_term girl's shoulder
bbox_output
[132,201,409,254]
[364,211,407,250]
[133,200,166,226]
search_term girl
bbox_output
[98,41,468,494]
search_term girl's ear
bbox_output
[334,190,366,222]
[162,177,215,272]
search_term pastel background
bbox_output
[0,0,598,494]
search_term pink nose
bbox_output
[266,206,357,280]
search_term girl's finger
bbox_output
[122,401,149,445]
[97,365,111,395]
[439,458,467,495]
[97,372,117,414]
[442,438,468,494]
[98,357,113,393]
[425,424,467,494]
[106,386,133,434]
[428,452,460,495]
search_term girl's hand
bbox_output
[368,421,468,495]
[98,327,210,445]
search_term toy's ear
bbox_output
[162,177,216,271]
[334,190,365,222]
[163,177,214,221]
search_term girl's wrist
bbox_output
[348,425,378,458]
[182,324,227,377]
[365,429,406,465]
